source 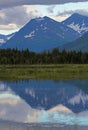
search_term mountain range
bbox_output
[0,13,88,52]
[0,16,79,52]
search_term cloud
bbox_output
[47,5,56,13]
[49,7,88,22]
[0,0,88,9]
[76,9,88,16]
[0,6,41,30]
[0,24,18,30]
[49,15,70,22]
[57,9,88,16]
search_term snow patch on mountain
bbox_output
[68,22,88,34]
[62,13,88,35]
[24,31,35,38]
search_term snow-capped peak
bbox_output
[62,13,88,35]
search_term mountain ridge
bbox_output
[0,16,79,52]
[62,13,88,35]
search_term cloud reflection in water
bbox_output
[0,80,88,126]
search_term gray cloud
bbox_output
[0,6,40,30]
[53,9,88,22]
[76,9,88,16]
[1,6,88,31]
[0,0,88,9]
[47,5,56,13]
[0,1,88,32]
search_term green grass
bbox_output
[0,64,88,80]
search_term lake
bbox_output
[0,79,88,129]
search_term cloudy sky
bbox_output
[0,0,88,34]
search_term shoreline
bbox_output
[0,64,88,80]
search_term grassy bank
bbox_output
[0,64,88,80]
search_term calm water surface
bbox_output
[0,79,88,126]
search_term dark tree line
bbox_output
[0,48,88,64]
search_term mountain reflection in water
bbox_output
[0,80,88,125]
